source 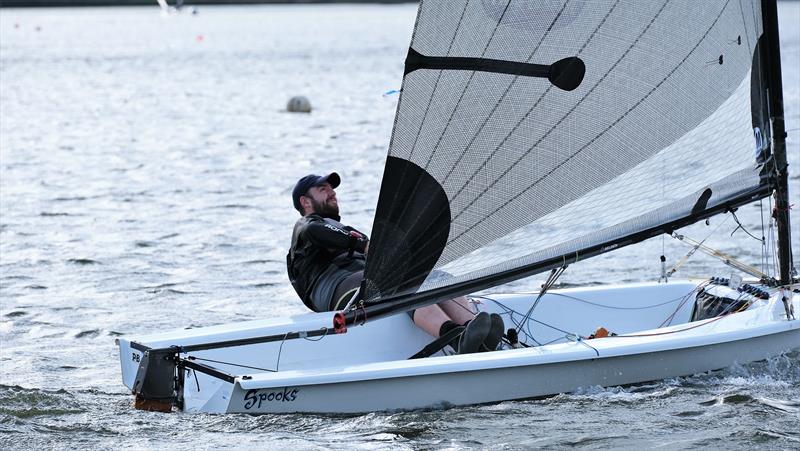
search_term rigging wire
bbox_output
[276,327,331,372]
[573,336,600,357]
[660,125,667,282]
[483,297,544,345]
[186,356,278,373]
[515,266,567,338]
[760,199,768,277]
[473,284,700,347]
[615,291,751,338]
[768,195,780,276]
[341,285,362,314]
[665,215,730,278]
[184,327,330,375]
[275,332,289,372]
[729,209,763,242]
[541,290,698,310]
[658,281,710,328]
[192,367,200,392]
[470,295,550,345]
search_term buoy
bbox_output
[287,96,312,113]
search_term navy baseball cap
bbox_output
[292,172,341,212]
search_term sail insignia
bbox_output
[404,48,586,91]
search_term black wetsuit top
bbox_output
[286,214,368,312]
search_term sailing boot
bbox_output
[480,313,505,352]
[457,312,491,354]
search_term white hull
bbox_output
[117,281,800,413]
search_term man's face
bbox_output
[303,183,339,217]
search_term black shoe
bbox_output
[457,312,491,355]
[481,313,505,352]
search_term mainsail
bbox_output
[360,0,783,314]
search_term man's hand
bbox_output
[349,230,368,254]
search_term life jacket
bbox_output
[286,214,367,311]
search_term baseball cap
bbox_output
[292,172,341,213]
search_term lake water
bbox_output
[1,3,799,449]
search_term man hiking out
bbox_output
[286,172,504,354]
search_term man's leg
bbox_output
[438,296,474,324]
[412,304,450,337]
[414,303,491,355]
[440,296,504,352]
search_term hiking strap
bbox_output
[408,326,465,359]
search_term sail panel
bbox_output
[430,74,762,284]
[364,0,770,302]
[422,167,768,296]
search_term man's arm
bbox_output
[303,218,368,254]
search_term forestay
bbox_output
[362,0,775,307]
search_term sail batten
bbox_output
[362,0,776,306]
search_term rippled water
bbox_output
[1,3,799,450]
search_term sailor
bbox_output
[287,172,504,354]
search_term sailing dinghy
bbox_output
[118,0,799,413]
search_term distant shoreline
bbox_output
[1,0,415,7]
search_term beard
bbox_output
[310,197,340,219]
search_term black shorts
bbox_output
[330,271,363,311]
[329,270,415,319]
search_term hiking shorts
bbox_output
[330,270,415,319]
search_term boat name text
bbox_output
[243,387,299,409]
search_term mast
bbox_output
[762,0,795,285]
